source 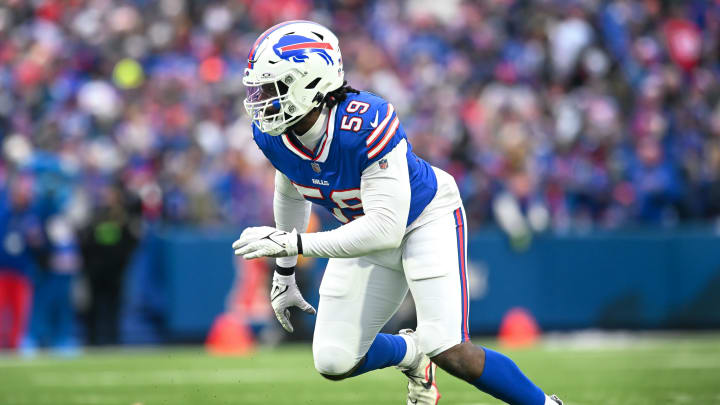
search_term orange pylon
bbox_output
[498,307,540,348]
[205,313,255,356]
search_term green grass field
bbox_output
[2,333,720,405]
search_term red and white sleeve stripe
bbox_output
[366,104,401,159]
[367,116,400,159]
[366,104,395,146]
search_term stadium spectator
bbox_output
[16,151,82,355]
[0,174,35,350]
[79,182,141,345]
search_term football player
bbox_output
[233,20,563,405]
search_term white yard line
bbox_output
[28,368,320,387]
[542,330,720,351]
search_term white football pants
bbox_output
[312,205,470,375]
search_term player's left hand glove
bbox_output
[232,226,299,259]
[270,271,316,333]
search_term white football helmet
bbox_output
[243,20,344,136]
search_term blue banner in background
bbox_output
[465,229,720,332]
[121,227,720,342]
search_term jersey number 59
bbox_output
[339,101,370,132]
[293,184,363,224]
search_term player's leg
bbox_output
[403,207,560,405]
[312,256,417,380]
[431,343,561,405]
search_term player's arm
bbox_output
[273,170,312,268]
[233,140,411,259]
[299,139,411,258]
[269,170,316,333]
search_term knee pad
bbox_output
[416,322,460,358]
[312,343,361,376]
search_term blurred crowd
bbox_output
[2,0,720,230]
[1,0,720,347]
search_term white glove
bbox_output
[232,226,299,259]
[270,272,316,333]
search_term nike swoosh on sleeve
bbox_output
[370,111,379,128]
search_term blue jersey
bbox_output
[253,91,437,226]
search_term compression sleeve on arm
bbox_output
[300,140,411,258]
[274,170,312,267]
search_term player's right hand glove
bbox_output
[233,227,299,259]
[271,270,316,333]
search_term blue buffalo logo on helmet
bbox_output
[272,34,334,65]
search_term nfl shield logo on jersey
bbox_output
[379,158,388,170]
[311,162,322,173]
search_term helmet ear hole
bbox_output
[305,77,321,89]
[277,81,289,95]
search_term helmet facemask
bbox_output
[243,72,308,136]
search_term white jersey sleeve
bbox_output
[274,170,312,267]
[299,139,411,258]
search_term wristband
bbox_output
[275,265,295,276]
[297,233,303,255]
